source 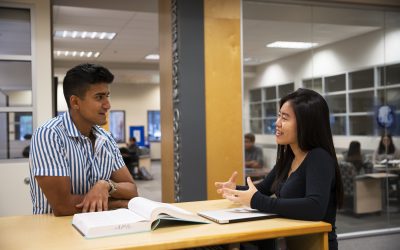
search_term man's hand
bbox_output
[76,180,109,212]
[222,177,258,207]
[215,171,238,196]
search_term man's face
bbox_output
[245,138,254,150]
[75,83,111,127]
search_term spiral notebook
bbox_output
[197,207,277,224]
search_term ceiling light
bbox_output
[266,41,318,49]
[54,50,100,58]
[54,30,116,40]
[145,54,160,60]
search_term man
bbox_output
[29,63,138,216]
[244,133,264,169]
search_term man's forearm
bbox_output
[110,182,138,200]
[52,194,84,216]
[108,199,130,209]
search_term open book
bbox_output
[72,197,208,238]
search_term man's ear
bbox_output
[70,95,79,110]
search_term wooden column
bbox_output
[204,0,243,199]
[159,0,243,202]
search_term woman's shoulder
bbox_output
[306,148,335,163]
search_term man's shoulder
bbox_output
[36,116,64,132]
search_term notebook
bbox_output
[197,207,277,224]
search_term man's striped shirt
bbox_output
[29,112,125,214]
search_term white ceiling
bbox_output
[51,0,386,84]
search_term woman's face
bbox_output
[382,136,391,147]
[275,101,298,146]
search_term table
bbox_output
[0,199,331,250]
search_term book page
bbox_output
[74,209,147,228]
[128,197,166,219]
[128,197,200,222]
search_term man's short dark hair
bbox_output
[63,63,114,108]
[245,133,255,143]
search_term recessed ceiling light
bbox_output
[54,30,116,40]
[54,50,100,58]
[266,41,318,49]
[145,54,160,60]
[244,57,252,62]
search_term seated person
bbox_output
[244,133,264,169]
[344,141,365,174]
[374,133,400,163]
[29,63,138,216]
[120,137,141,179]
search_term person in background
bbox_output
[29,63,138,216]
[127,136,141,157]
[344,141,365,174]
[374,133,400,163]
[245,133,264,169]
[120,137,141,180]
[22,134,32,158]
[216,88,343,250]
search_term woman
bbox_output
[374,134,400,163]
[216,88,343,250]
[345,141,365,174]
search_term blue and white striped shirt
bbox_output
[29,112,125,214]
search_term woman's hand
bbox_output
[215,171,238,195]
[222,177,258,207]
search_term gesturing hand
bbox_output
[76,180,109,212]
[222,177,258,207]
[215,171,238,196]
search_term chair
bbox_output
[339,161,382,215]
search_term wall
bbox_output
[245,27,400,153]
[58,82,160,144]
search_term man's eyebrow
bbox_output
[94,92,109,96]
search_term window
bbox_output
[300,65,400,136]
[148,110,161,142]
[0,7,33,159]
[109,110,125,143]
[325,74,345,92]
[303,78,322,93]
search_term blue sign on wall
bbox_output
[376,105,395,129]
[129,126,145,147]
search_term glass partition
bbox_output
[244,0,400,236]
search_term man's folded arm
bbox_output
[35,176,84,216]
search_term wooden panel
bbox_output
[287,232,329,250]
[158,0,174,203]
[204,0,244,199]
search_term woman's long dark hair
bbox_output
[378,134,396,155]
[271,88,344,208]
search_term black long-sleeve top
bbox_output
[240,148,338,250]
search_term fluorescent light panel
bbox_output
[54,50,100,58]
[266,41,318,49]
[145,54,160,60]
[54,30,116,40]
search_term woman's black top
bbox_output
[240,148,338,250]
